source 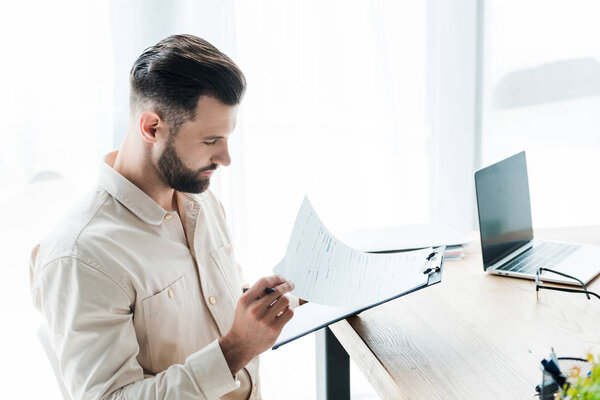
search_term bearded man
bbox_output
[30,34,295,400]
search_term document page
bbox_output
[274,197,431,307]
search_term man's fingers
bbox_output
[273,280,295,295]
[266,280,295,298]
[266,294,290,319]
[259,280,295,308]
[243,275,288,300]
[274,306,294,328]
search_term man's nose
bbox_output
[213,142,231,167]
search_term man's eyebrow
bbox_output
[201,135,225,140]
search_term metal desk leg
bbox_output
[316,327,350,400]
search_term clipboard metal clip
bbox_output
[423,251,441,275]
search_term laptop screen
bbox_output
[474,151,534,268]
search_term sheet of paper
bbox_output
[274,197,431,307]
[274,302,356,349]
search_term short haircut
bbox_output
[130,34,246,133]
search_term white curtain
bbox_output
[228,0,430,282]
[0,1,113,194]
[226,3,432,397]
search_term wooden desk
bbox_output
[328,227,600,399]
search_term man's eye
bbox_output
[203,140,218,146]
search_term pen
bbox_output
[243,287,276,294]
[541,359,566,387]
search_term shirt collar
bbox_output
[97,151,168,225]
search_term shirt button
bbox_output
[252,385,257,395]
[234,379,241,388]
[164,214,174,221]
[168,289,175,298]
[208,296,217,305]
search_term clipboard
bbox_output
[272,246,445,349]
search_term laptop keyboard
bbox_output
[497,242,581,274]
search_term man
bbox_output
[29,34,296,399]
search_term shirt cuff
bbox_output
[186,339,239,399]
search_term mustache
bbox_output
[198,164,218,173]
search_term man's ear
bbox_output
[139,111,163,144]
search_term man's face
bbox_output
[157,96,237,193]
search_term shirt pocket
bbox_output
[142,273,201,373]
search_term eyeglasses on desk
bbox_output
[535,267,600,301]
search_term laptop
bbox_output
[474,151,600,285]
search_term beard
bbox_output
[158,139,217,194]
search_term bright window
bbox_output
[481,0,600,228]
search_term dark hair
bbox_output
[130,34,246,132]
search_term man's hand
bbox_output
[219,275,295,374]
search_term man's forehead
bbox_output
[194,96,238,119]
[184,96,238,134]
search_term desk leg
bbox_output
[316,327,350,400]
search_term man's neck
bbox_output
[112,136,178,212]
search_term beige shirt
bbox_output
[30,152,260,400]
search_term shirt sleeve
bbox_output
[35,256,239,400]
